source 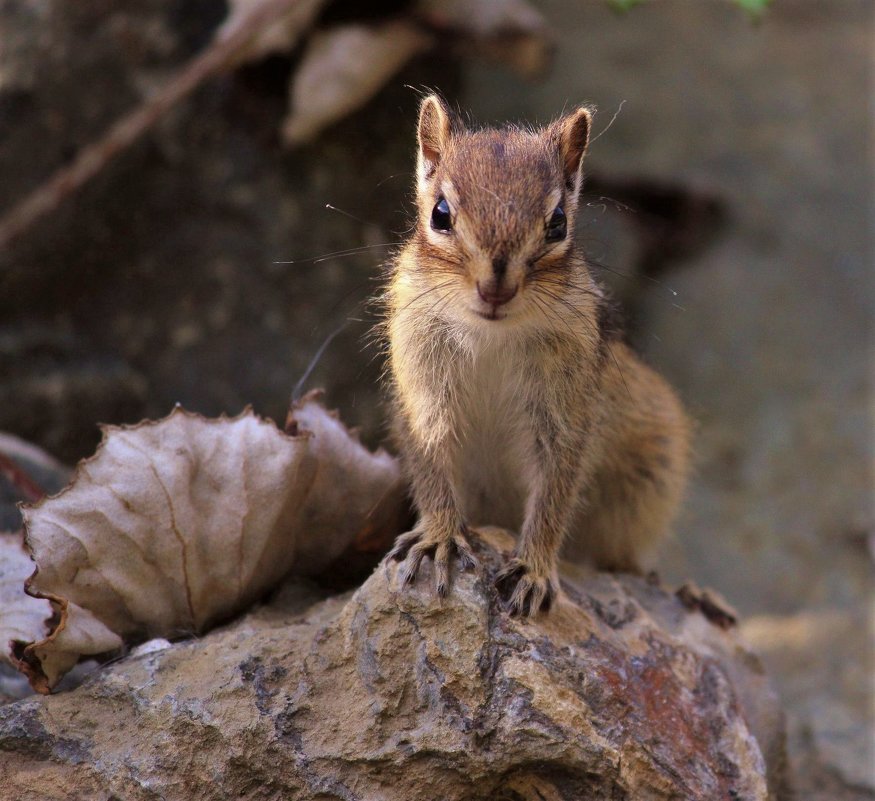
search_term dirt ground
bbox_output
[462,1,872,796]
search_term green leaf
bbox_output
[731,0,772,16]
[606,0,645,12]
[605,0,771,16]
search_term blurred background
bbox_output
[0,0,871,796]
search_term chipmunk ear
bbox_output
[553,107,593,191]
[417,95,454,183]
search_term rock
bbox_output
[0,529,788,800]
[0,663,33,705]
[743,608,875,799]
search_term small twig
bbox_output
[0,0,305,253]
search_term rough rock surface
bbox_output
[0,529,787,800]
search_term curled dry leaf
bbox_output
[1,530,120,695]
[14,600,123,696]
[215,0,328,67]
[219,0,550,146]
[282,21,432,147]
[18,394,405,692]
[0,532,53,666]
[286,390,407,562]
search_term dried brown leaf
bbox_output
[216,0,327,66]
[2,528,120,695]
[18,397,404,691]
[286,390,407,568]
[282,21,432,147]
[23,408,315,644]
[14,598,123,695]
[0,531,52,665]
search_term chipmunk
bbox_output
[385,95,691,616]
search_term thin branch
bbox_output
[0,0,309,253]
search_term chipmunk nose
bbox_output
[477,280,518,307]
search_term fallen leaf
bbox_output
[286,389,407,565]
[282,21,432,147]
[18,397,405,691]
[2,530,119,695]
[23,409,315,644]
[221,0,551,145]
[0,531,52,667]
[14,598,123,695]
[215,0,328,66]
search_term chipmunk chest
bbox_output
[455,353,532,526]
[459,351,532,456]
[462,351,530,431]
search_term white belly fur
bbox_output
[453,341,533,531]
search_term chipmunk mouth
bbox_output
[474,307,508,321]
[473,282,517,321]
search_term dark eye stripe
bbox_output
[431,196,452,232]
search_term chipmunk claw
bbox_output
[389,525,478,597]
[495,558,556,617]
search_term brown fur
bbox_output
[383,96,691,616]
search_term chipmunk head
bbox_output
[409,94,593,326]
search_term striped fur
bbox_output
[383,96,691,616]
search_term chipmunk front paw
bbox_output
[495,557,557,617]
[388,523,477,598]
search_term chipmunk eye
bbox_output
[545,206,567,243]
[431,196,452,232]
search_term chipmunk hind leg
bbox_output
[565,347,692,573]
